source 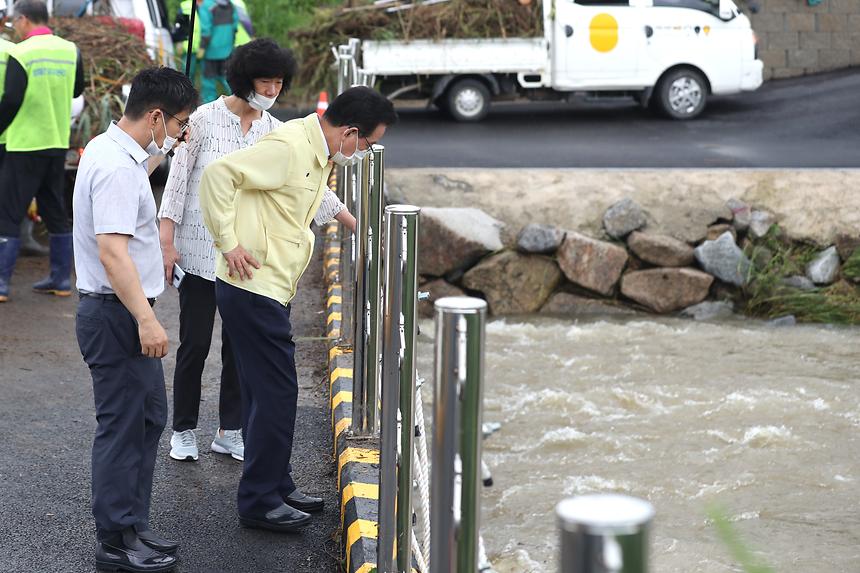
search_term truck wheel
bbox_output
[446,79,491,122]
[656,68,707,120]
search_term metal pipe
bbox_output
[431,297,488,573]
[352,146,386,434]
[350,155,370,428]
[556,494,655,573]
[378,205,421,572]
[336,41,357,347]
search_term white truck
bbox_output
[355,0,763,121]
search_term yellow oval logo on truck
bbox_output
[589,13,619,53]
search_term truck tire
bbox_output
[446,79,491,122]
[655,68,707,120]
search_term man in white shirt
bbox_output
[73,67,197,573]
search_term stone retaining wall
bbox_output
[748,0,860,79]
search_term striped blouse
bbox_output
[158,97,346,281]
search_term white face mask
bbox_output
[331,129,358,167]
[247,91,276,112]
[146,111,179,156]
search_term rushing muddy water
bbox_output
[415,315,860,572]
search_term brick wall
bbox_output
[747,0,860,79]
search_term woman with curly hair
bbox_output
[158,38,355,466]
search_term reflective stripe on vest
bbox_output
[0,39,15,146]
[6,35,77,152]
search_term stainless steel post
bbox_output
[431,297,488,573]
[352,146,386,434]
[378,205,421,572]
[556,494,655,573]
[336,41,357,345]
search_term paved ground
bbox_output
[278,69,860,168]
[0,234,341,572]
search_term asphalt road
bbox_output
[0,235,340,573]
[282,69,860,168]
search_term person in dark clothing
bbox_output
[0,0,85,303]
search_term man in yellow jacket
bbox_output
[199,86,396,531]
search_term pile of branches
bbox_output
[51,16,153,146]
[290,0,542,99]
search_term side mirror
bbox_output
[719,0,735,20]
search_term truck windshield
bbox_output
[653,0,729,19]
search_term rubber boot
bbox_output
[19,218,49,257]
[0,236,21,303]
[32,233,73,296]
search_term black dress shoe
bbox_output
[284,489,324,513]
[95,529,176,572]
[137,529,180,555]
[239,503,311,532]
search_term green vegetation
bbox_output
[708,506,775,573]
[742,226,860,324]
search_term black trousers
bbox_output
[0,152,68,237]
[173,273,241,432]
[75,296,167,540]
[215,280,297,516]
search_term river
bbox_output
[414,315,860,572]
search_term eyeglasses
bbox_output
[349,127,374,151]
[161,109,191,136]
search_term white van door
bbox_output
[552,0,647,89]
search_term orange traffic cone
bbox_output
[316,91,329,116]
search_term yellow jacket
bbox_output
[199,113,332,305]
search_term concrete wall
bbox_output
[748,0,860,79]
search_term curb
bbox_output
[323,222,382,573]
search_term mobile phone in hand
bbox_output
[172,263,185,289]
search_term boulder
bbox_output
[557,232,629,296]
[417,279,466,318]
[749,210,777,239]
[780,275,816,291]
[462,251,562,315]
[727,198,750,232]
[418,207,504,277]
[540,293,638,317]
[517,223,565,254]
[694,232,752,286]
[806,246,840,285]
[627,231,694,267]
[603,198,646,239]
[647,199,733,244]
[620,268,714,313]
[680,300,735,321]
[707,224,737,242]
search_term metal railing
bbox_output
[378,205,421,572]
[431,297,489,573]
[351,147,386,434]
[556,494,654,573]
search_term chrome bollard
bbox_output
[378,205,421,572]
[431,297,488,573]
[352,147,386,434]
[556,494,655,573]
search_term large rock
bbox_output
[517,223,565,254]
[557,232,629,296]
[648,198,733,244]
[749,210,777,238]
[418,207,504,277]
[727,198,750,232]
[621,268,714,313]
[627,231,694,267]
[417,279,466,318]
[540,293,638,317]
[694,232,752,286]
[462,251,561,315]
[603,198,646,239]
[806,246,840,285]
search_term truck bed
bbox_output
[361,38,547,76]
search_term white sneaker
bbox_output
[169,429,199,461]
[211,428,244,461]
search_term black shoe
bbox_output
[137,528,180,555]
[95,529,176,572]
[284,489,324,513]
[239,503,312,532]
